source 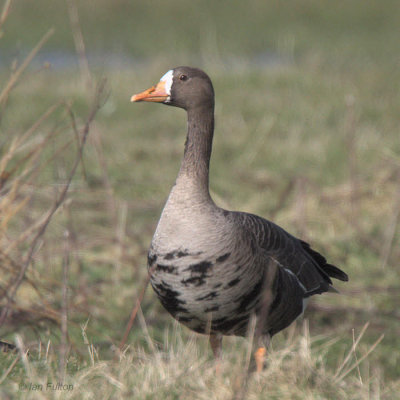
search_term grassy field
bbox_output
[1,0,399,398]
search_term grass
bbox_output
[0,322,395,399]
[1,0,400,398]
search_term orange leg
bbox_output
[253,333,270,373]
[254,347,267,373]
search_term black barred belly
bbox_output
[148,250,266,337]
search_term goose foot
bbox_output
[254,346,267,373]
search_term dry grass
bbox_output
[0,81,106,328]
[1,322,397,400]
[0,0,107,352]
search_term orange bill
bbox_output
[131,80,169,102]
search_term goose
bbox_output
[131,66,348,372]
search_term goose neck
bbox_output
[177,105,215,192]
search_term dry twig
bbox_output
[0,0,12,31]
[0,29,54,108]
[0,80,107,327]
[118,267,154,354]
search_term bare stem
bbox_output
[0,80,106,328]
[0,28,54,107]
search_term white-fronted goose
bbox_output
[131,67,348,371]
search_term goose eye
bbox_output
[179,74,188,81]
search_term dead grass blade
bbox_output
[335,333,384,382]
[59,226,71,379]
[380,169,400,269]
[118,268,153,354]
[0,79,107,328]
[66,0,91,87]
[0,28,54,106]
[0,103,63,237]
[334,322,369,380]
[0,0,12,30]
[334,321,385,383]
[0,352,20,385]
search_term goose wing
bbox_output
[232,211,348,296]
[228,211,348,335]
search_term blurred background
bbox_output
[1,0,399,397]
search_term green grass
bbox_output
[1,0,400,398]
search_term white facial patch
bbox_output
[159,70,173,102]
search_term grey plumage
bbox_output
[132,66,348,349]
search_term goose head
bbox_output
[131,66,214,111]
